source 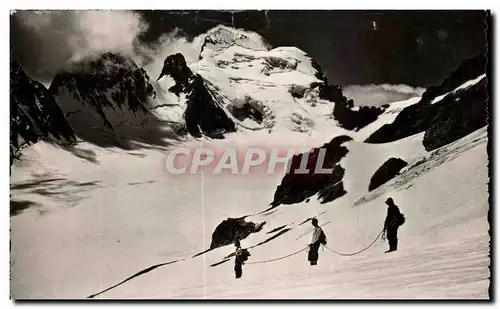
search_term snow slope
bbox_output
[10,26,489,299]
[431,74,487,104]
[10,123,489,299]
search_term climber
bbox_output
[382,197,405,253]
[308,218,327,265]
[234,240,250,279]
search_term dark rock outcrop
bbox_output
[365,53,487,147]
[369,158,408,191]
[308,58,347,105]
[227,103,264,124]
[10,61,76,165]
[422,77,488,151]
[420,52,487,103]
[270,135,352,208]
[288,84,307,99]
[365,99,432,144]
[317,181,347,204]
[184,75,236,138]
[210,217,266,249]
[50,52,156,130]
[333,98,386,131]
[226,95,264,124]
[156,53,193,96]
[49,52,177,149]
[309,57,329,83]
[309,57,385,130]
[158,53,236,138]
[261,56,298,75]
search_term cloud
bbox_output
[137,25,270,80]
[11,10,148,82]
[11,11,274,84]
[343,84,425,107]
[136,28,206,80]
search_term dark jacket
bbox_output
[384,204,402,230]
[235,247,244,264]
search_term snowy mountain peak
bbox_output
[199,25,270,60]
[49,52,156,131]
[189,26,389,134]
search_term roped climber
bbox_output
[308,218,327,265]
[234,240,250,279]
[382,197,406,253]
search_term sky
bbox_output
[138,10,488,87]
[10,10,488,88]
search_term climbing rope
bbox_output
[86,227,384,298]
[246,247,308,264]
[324,229,384,257]
[87,259,184,299]
[246,228,383,265]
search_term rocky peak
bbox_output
[157,53,236,138]
[157,53,194,96]
[49,52,156,130]
[10,61,75,165]
[420,51,486,103]
[199,26,269,59]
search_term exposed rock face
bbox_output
[261,56,298,75]
[365,52,487,149]
[288,84,308,99]
[10,61,76,165]
[210,217,266,249]
[369,158,408,191]
[158,53,236,138]
[227,95,264,124]
[50,52,156,130]
[333,99,386,131]
[422,77,487,151]
[156,53,193,96]
[270,135,352,208]
[420,52,487,103]
[199,26,269,60]
[309,58,385,131]
[48,52,175,149]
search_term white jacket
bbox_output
[311,227,323,244]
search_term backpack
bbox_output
[398,213,406,226]
[240,249,251,262]
[318,229,327,245]
[392,213,405,227]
